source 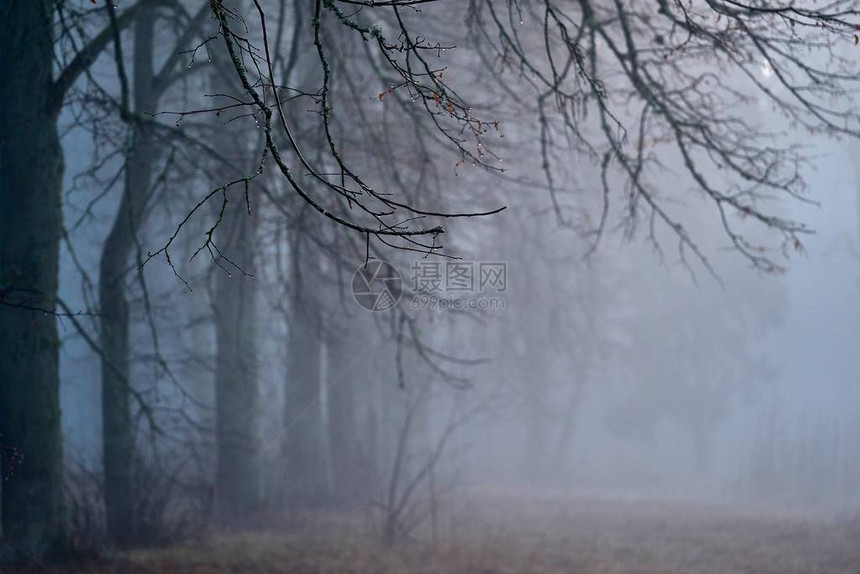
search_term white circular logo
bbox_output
[351,261,403,311]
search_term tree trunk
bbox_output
[209,4,263,520]
[0,0,67,561]
[524,361,551,485]
[98,4,157,547]
[326,329,360,507]
[284,308,327,507]
[283,248,329,508]
[213,210,262,521]
[552,380,585,482]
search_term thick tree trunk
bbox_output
[326,330,360,507]
[0,0,67,561]
[552,380,585,482]
[283,254,329,508]
[209,5,262,520]
[213,211,262,521]
[98,5,157,547]
[524,360,551,485]
[284,310,327,507]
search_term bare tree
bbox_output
[0,1,142,561]
[467,0,860,272]
[193,1,860,273]
[97,2,214,547]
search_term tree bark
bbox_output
[209,4,263,520]
[552,380,585,482]
[524,380,551,485]
[523,337,552,485]
[326,329,360,507]
[283,245,329,508]
[0,0,67,561]
[98,3,157,547]
[213,210,262,521]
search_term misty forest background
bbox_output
[2,0,860,571]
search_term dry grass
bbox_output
[16,491,860,573]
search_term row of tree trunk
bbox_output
[0,0,369,560]
[6,0,523,558]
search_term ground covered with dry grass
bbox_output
[18,491,860,573]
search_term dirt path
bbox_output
[11,494,860,573]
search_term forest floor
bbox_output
[17,490,860,573]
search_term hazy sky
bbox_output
[768,142,860,415]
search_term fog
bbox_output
[3,0,860,571]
